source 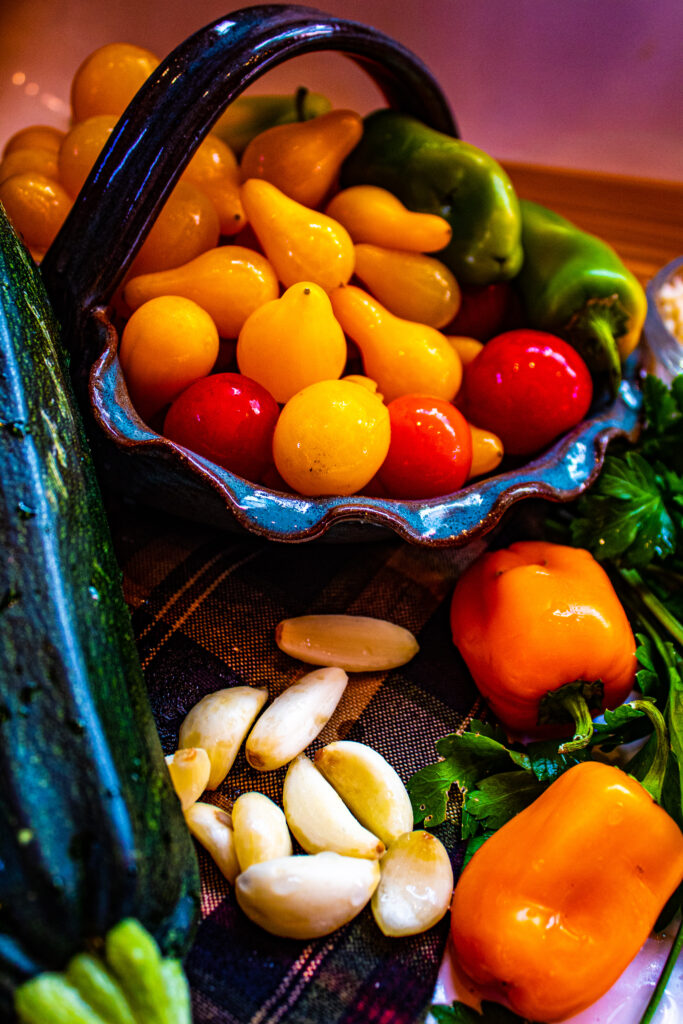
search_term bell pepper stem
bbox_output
[638,912,683,1024]
[579,311,622,399]
[557,692,594,753]
[566,297,625,400]
[294,85,309,122]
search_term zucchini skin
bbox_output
[0,207,199,1016]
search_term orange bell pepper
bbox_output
[450,759,683,1022]
[450,540,637,747]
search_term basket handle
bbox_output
[40,4,456,355]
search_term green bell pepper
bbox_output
[340,109,523,286]
[516,199,647,397]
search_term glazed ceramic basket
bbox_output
[40,4,642,544]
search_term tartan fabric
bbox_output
[109,497,490,1024]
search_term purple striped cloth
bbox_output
[111,497,489,1024]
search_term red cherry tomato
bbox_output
[163,372,279,482]
[378,394,473,499]
[460,329,593,456]
[445,281,511,341]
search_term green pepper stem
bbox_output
[294,85,309,122]
[572,309,622,399]
[557,692,595,754]
[638,913,683,1024]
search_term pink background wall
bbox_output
[1,0,681,180]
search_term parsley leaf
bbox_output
[588,700,654,752]
[408,759,460,827]
[641,374,680,437]
[640,374,683,472]
[662,642,683,831]
[462,830,494,867]
[570,452,677,565]
[525,740,578,781]
[407,723,530,827]
[635,633,661,697]
[430,1001,540,1023]
[463,771,545,834]
[566,372,683,568]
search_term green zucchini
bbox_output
[0,205,199,1018]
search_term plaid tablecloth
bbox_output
[108,494,498,1024]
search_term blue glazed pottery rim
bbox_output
[90,322,643,545]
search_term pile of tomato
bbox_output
[0,43,593,501]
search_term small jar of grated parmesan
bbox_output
[645,257,683,381]
[656,271,683,344]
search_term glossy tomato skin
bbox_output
[378,394,473,499]
[445,281,512,341]
[163,372,279,482]
[460,329,593,456]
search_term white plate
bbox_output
[431,920,683,1023]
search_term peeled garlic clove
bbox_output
[179,686,267,788]
[184,802,240,883]
[371,830,454,936]
[245,666,348,772]
[164,747,211,810]
[232,791,293,871]
[314,740,413,847]
[235,851,380,939]
[276,614,419,672]
[283,754,385,859]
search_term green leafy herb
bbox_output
[570,374,683,572]
[461,830,493,867]
[545,376,683,1024]
[413,375,683,1024]
[570,451,676,565]
[408,694,658,838]
[639,917,683,1024]
[430,1000,540,1023]
[408,721,530,827]
[462,771,545,834]
[591,694,655,746]
[408,759,461,828]
[639,373,683,472]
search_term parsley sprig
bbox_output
[571,373,683,577]
[564,373,683,831]
[430,1002,540,1023]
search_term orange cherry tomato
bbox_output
[119,295,219,421]
[3,125,65,157]
[58,114,118,197]
[0,148,60,187]
[70,42,159,121]
[0,172,72,251]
